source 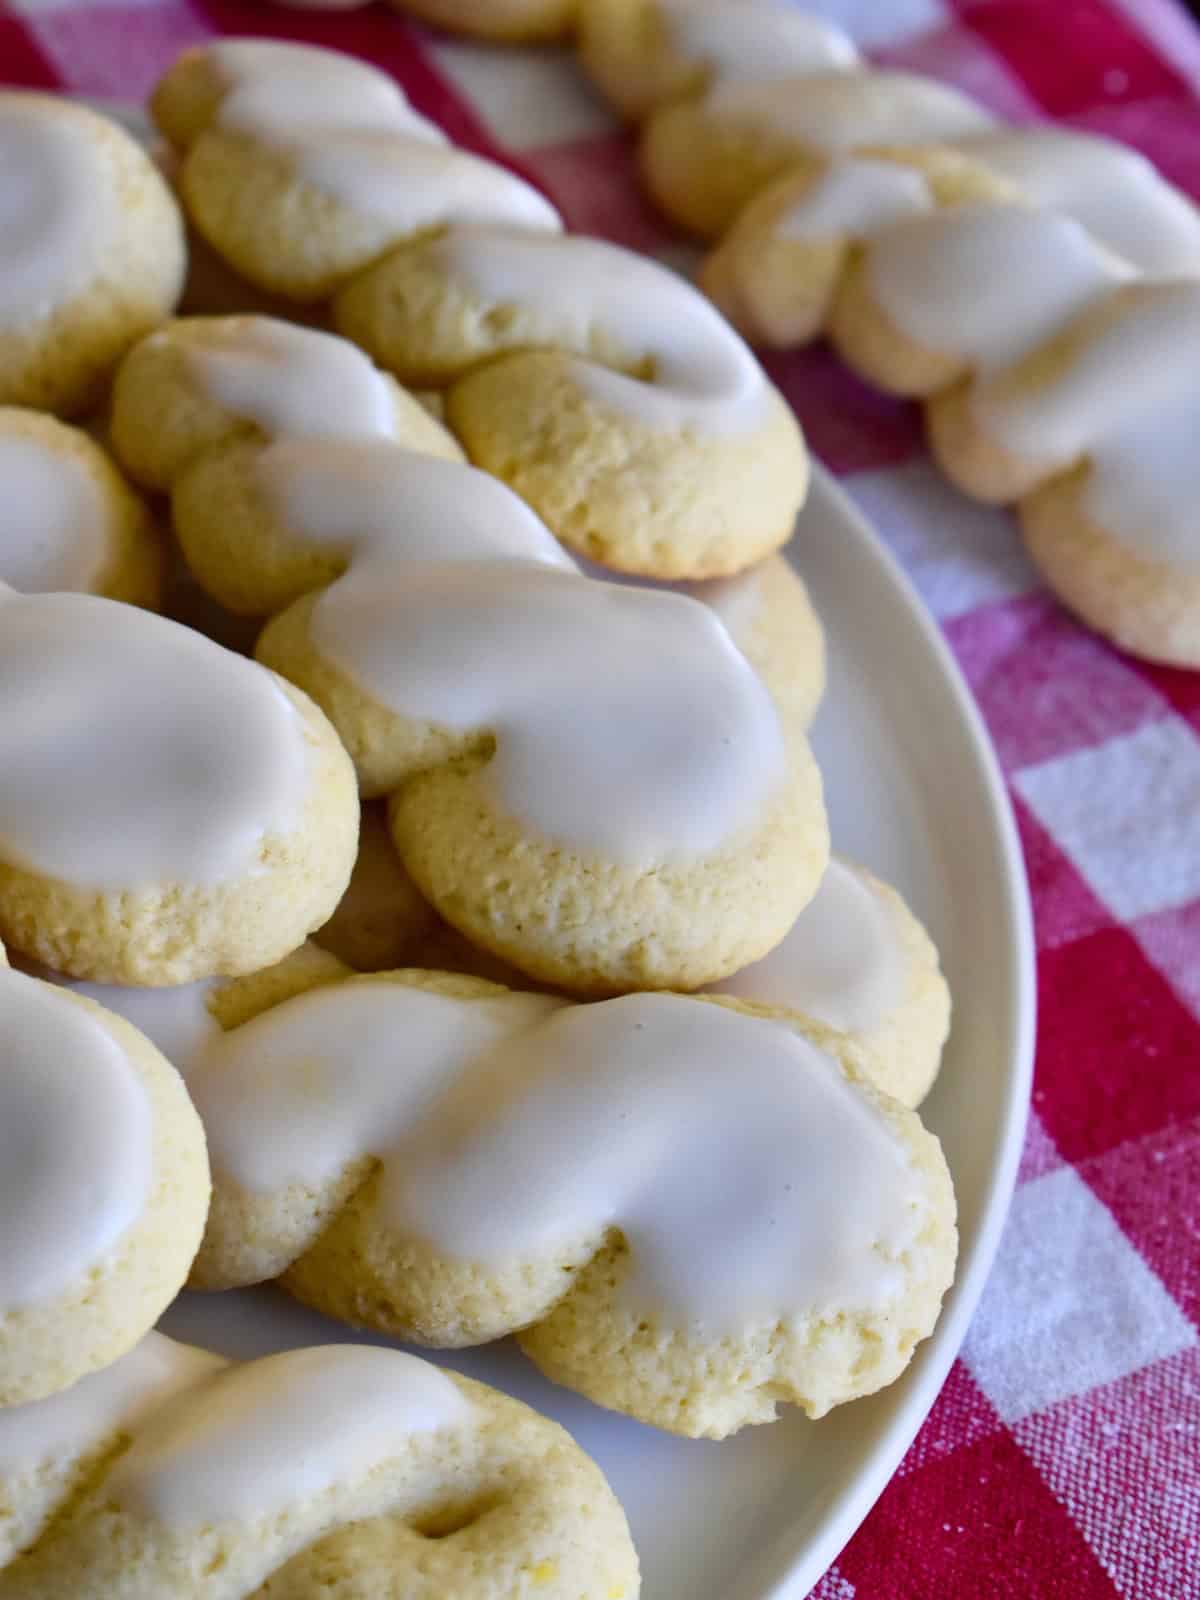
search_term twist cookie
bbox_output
[0,94,185,415]
[0,580,358,985]
[0,1338,640,1598]
[711,857,950,1108]
[0,409,162,607]
[697,141,1200,662]
[0,968,208,1407]
[579,0,862,122]
[84,970,956,1436]
[111,315,828,994]
[151,40,807,578]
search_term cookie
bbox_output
[112,315,828,994]
[928,281,1200,666]
[0,1338,639,1598]
[0,408,163,607]
[314,802,443,972]
[387,0,576,38]
[0,969,209,1407]
[0,94,185,416]
[87,968,955,1437]
[712,857,950,1108]
[641,69,992,237]
[0,584,359,985]
[151,40,807,579]
[579,0,860,122]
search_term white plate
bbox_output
[161,464,1036,1598]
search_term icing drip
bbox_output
[431,225,770,430]
[0,98,115,326]
[0,592,307,888]
[121,980,929,1334]
[109,1345,471,1526]
[713,858,908,1032]
[0,970,151,1311]
[206,40,560,234]
[0,433,106,593]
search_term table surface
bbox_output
[2,2,1199,1596]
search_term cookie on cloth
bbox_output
[712,857,950,1108]
[0,577,359,985]
[0,409,162,607]
[0,968,209,1407]
[150,40,807,579]
[0,94,185,416]
[111,315,827,993]
[578,0,860,122]
[928,280,1200,666]
[89,968,955,1438]
[0,1338,639,1598]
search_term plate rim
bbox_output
[752,463,1037,1598]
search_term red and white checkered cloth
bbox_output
[4,1,1199,1593]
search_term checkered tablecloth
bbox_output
[4,1,1199,1593]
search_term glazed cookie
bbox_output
[0,409,162,607]
[712,857,950,1108]
[150,40,807,578]
[0,969,209,1407]
[0,1339,640,1598]
[579,0,860,122]
[0,582,358,985]
[929,280,1200,666]
[0,95,185,415]
[111,315,828,994]
[88,969,956,1438]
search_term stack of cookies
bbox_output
[0,42,960,1594]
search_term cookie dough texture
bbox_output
[0,1342,639,1599]
[0,408,163,607]
[0,95,185,415]
[0,977,209,1407]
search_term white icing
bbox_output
[676,567,762,640]
[431,225,770,431]
[249,440,784,864]
[776,157,933,241]
[955,127,1200,279]
[0,970,152,1311]
[0,433,106,594]
[703,69,994,151]
[189,983,563,1189]
[0,591,307,888]
[0,1335,224,1479]
[185,984,925,1332]
[867,203,1131,371]
[51,976,222,1080]
[0,98,115,327]
[972,280,1200,568]
[659,0,860,83]
[206,40,560,235]
[713,858,908,1033]
[109,1345,472,1527]
[184,319,397,442]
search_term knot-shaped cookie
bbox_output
[0,967,208,1406]
[0,568,358,984]
[0,1337,639,1597]
[0,94,185,415]
[73,966,956,1438]
[151,40,808,578]
[698,142,1200,662]
[0,408,162,605]
[111,314,828,994]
